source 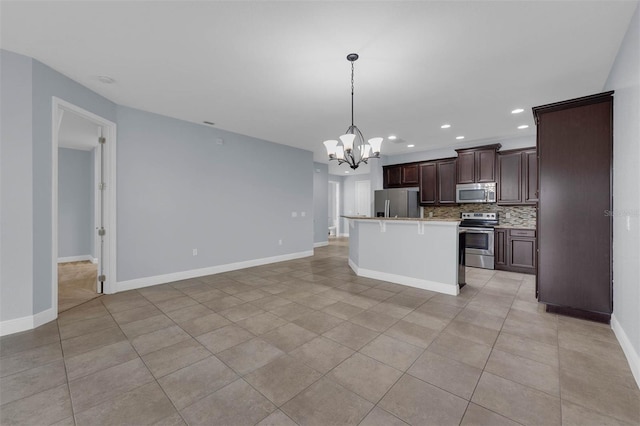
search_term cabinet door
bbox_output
[419,163,437,205]
[384,166,402,188]
[497,152,523,204]
[523,150,538,204]
[437,160,457,204]
[495,229,507,268]
[402,164,419,186]
[509,237,536,270]
[536,97,612,315]
[475,149,496,183]
[456,152,475,184]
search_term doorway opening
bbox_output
[52,98,116,314]
[328,181,340,238]
[355,180,371,217]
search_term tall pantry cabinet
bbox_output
[533,92,613,322]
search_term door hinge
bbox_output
[98,182,106,190]
[98,228,106,236]
[98,274,106,282]
[99,137,106,144]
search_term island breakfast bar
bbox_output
[344,217,463,296]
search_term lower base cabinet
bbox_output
[495,228,536,274]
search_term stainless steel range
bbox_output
[459,212,498,270]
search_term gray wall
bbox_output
[313,162,329,244]
[1,48,314,325]
[116,106,313,282]
[58,148,93,258]
[0,50,34,320]
[605,3,640,378]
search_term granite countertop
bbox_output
[494,224,537,230]
[342,216,460,222]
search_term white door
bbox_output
[355,180,371,217]
[328,181,340,235]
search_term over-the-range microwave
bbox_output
[456,182,497,203]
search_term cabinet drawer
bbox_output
[509,229,536,238]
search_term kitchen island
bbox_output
[344,217,463,295]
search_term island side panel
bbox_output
[348,220,459,295]
[348,218,360,266]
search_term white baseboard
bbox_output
[58,255,93,263]
[611,314,640,389]
[117,250,314,292]
[339,233,349,237]
[348,259,459,296]
[0,307,57,337]
[313,241,329,248]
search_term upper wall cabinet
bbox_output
[419,162,437,204]
[418,158,456,205]
[383,163,420,188]
[455,144,501,184]
[497,148,538,205]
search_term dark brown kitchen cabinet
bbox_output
[455,144,501,184]
[402,164,419,185]
[384,165,402,187]
[419,162,437,204]
[533,91,613,323]
[418,158,456,205]
[523,150,538,204]
[495,229,507,268]
[437,159,457,204]
[384,163,420,188]
[497,148,537,205]
[495,228,536,274]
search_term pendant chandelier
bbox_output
[323,53,382,170]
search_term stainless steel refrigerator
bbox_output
[374,189,420,218]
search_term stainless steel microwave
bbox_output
[456,182,497,203]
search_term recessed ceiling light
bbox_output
[388,135,397,140]
[344,171,349,174]
[512,108,524,114]
[456,136,465,140]
[97,75,115,84]
[518,125,529,129]
[407,144,415,148]
[441,124,451,129]
[203,121,216,126]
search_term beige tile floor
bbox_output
[1,239,638,425]
[58,261,101,313]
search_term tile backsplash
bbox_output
[423,204,536,227]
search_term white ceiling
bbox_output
[1,1,636,173]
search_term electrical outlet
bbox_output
[301,211,306,217]
[291,211,298,217]
[278,239,283,246]
[506,212,511,219]
[192,249,198,256]
[428,212,433,218]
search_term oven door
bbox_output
[463,227,494,256]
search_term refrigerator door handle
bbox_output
[385,199,390,218]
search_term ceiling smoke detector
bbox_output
[97,75,115,84]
